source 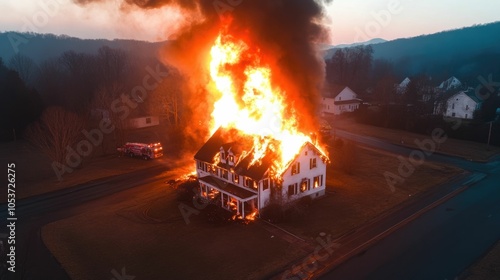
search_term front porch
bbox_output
[198,176,258,219]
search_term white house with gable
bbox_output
[321,85,361,115]
[439,88,482,119]
[194,128,328,218]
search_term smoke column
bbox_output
[73,0,332,152]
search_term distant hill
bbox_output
[370,22,500,82]
[0,32,166,64]
[323,38,387,59]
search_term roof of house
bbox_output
[438,76,462,91]
[195,127,328,181]
[441,88,482,104]
[334,99,362,105]
[463,88,483,103]
[194,127,280,180]
[399,77,411,87]
[322,84,352,98]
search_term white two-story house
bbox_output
[194,128,328,219]
[442,89,482,119]
[321,85,361,115]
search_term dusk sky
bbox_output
[1,0,499,45]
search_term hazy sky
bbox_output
[1,0,499,44]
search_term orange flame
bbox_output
[209,30,325,174]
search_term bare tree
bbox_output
[90,86,128,151]
[148,69,184,126]
[8,53,38,86]
[25,106,85,164]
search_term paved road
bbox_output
[0,165,168,280]
[316,130,500,280]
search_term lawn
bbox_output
[273,143,462,240]
[42,142,463,280]
[42,179,306,280]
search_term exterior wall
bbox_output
[444,92,478,119]
[321,87,359,115]
[280,144,327,203]
[127,116,159,129]
[195,143,327,213]
[321,97,336,114]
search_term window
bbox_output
[222,169,228,179]
[291,162,300,175]
[263,179,269,191]
[245,178,255,189]
[288,184,297,196]
[313,175,323,189]
[452,113,456,117]
[305,151,308,156]
[228,155,235,164]
[221,152,225,161]
[310,158,317,169]
[300,179,309,192]
[452,103,455,109]
[197,161,204,170]
[233,173,239,184]
[466,105,469,110]
[465,114,468,119]
[145,117,151,124]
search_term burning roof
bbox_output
[195,127,327,181]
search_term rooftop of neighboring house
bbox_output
[437,76,462,91]
[322,84,352,98]
[442,88,483,104]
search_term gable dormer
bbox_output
[219,146,227,164]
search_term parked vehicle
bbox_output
[117,142,163,160]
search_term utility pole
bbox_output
[487,121,493,150]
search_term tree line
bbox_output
[0,46,187,170]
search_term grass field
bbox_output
[42,142,462,280]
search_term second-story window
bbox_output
[262,179,269,191]
[245,178,256,189]
[310,158,317,169]
[221,169,228,179]
[291,162,300,175]
[233,173,239,184]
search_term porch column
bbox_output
[242,201,245,219]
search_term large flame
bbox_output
[208,28,324,174]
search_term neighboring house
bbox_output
[127,116,160,129]
[437,76,462,92]
[321,85,361,115]
[194,128,328,219]
[435,88,482,119]
[396,77,411,94]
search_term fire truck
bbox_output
[117,142,163,160]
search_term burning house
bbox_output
[195,128,328,219]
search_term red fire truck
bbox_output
[117,142,163,160]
